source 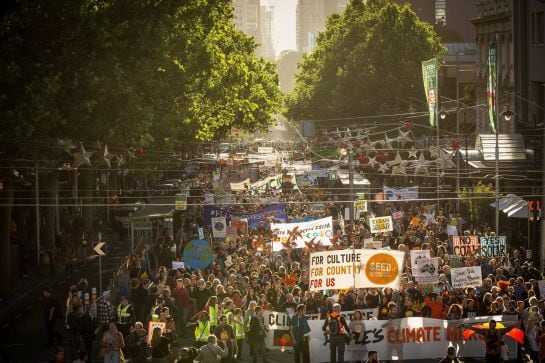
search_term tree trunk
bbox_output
[80,167,94,232]
[0,169,13,286]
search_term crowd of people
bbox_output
[43,176,545,363]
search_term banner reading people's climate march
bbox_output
[271,217,333,252]
[309,249,404,291]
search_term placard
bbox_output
[175,192,188,211]
[392,211,404,220]
[211,217,227,238]
[171,261,185,270]
[414,257,439,284]
[363,239,382,249]
[369,216,393,233]
[480,236,506,257]
[183,239,213,270]
[452,236,480,257]
[451,266,483,289]
[147,321,166,343]
[410,250,431,277]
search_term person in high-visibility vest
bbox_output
[222,298,235,327]
[232,308,245,360]
[115,296,135,339]
[205,296,220,331]
[187,311,211,348]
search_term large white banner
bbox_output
[271,217,333,252]
[383,186,419,200]
[369,216,393,233]
[309,249,405,291]
[451,266,483,289]
[307,315,517,362]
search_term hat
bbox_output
[332,303,341,311]
[102,290,111,298]
[120,295,128,301]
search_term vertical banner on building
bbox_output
[488,42,497,133]
[422,57,438,127]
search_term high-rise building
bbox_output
[260,5,275,60]
[296,0,348,54]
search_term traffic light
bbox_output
[529,200,541,221]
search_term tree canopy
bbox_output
[284,0,445,121]
[0,0,281,159]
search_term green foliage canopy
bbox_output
[284,0,445,121]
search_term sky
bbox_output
[267,0,297,57]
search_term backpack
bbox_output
[328,316,340,335]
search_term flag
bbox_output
[422,57,438,127]
[505,328,525,344]
[487,42,497,133]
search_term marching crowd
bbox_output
[43,181,545,363]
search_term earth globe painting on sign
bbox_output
[183,239,213,270]
[214,221,225,232]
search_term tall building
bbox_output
[396,0,477,42]
[296,0,348,54]
[260,5,275,60]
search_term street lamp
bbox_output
[494,109,516,235]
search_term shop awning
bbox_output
[132,197,176,219]
[489,194,528,219]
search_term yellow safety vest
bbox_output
[233,318,245,339]
[194,321,210,342]
[117,304,131,325]
[209,305,219,326]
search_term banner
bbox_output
[480,236,506,257]
[422,57,438,127]
[251,173,298,191]
[414,257,439,284]
[488,42,497,133]
[211,217,227,238]
[307,315,517,362]
[309,249,404,291]
[410,250,430,277]
[452,236,480,257]
[369,216,393,234]
[271,217,333,252]
[204,204,287,228]
[230,178,250,191]
[451,266,483,289]
[383,186,419,201]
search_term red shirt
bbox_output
[173,286,190,308]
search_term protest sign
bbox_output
[211,217,227,238]
[226,225,238,242]
[306,315,517,362]
[392,211,404,220]
[271,217,333,252]
[171,261,185,270]
[447,225,458,236]
[383,186,419,200]
[410,250,431,277]
[414,257,439,284]
[480,236,507,257]
[230,219,248,236]
[175,192,188,211]
[183,239,213,270]
[452,236,480,257]
[369,216,393,233]
[449,255,461,268]
[363,239,382,249]
[451,266,483,289]
[147,321,166,343]
[204,204,287,228]
[309,250,361,291]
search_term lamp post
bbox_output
[496,109,514,236]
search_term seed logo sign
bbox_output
[365,253,399,285]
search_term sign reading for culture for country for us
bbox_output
[271,217,333,252]
[369,216,393,234]
[309,249,404,291]
[480,236,507,257]
[451,266,483,289]
[452,236,480,257]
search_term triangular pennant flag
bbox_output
[505,328,524,344]
[461,329,476,340]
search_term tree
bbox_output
[284,0,445,121]
[277,50,302,94]
[0,0,280,284]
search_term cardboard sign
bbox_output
[451,266,483,289]
[392,211,404,220]
[363,239,382,249]
[452,236,480,257]
[171,261,185,270]
[414,257,439,284]
[175,192,188,211]
[183,239,213,270]
[369,216,393,233]
[211,217,227,238]
[480,236,507,257]
[410,250,431,277]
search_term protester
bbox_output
[438,347,461,363]
[49,347,66,363]
[193,334,228,363]
[100,321,124,363]
[150,326,173,363]
[43,286,63,347]
[289,304,310,363]
[125,321,148,363]
[365,350,380,363]
[248,306,268,363]
[322,303,350,363]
